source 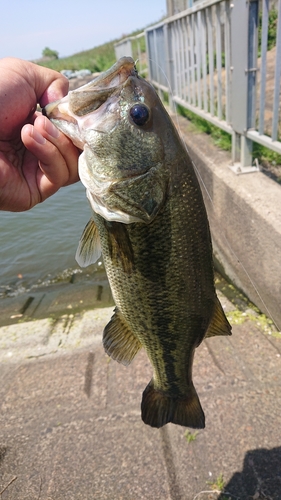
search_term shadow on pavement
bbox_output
[0,446,7,466]
[218,446,281,499]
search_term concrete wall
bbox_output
[170,112,281,329]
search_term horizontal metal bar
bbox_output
[145,0,223,33]
[172,95,233,134]
[246,130,281,155]
[133,32,145,40]
[139,68,148,74]
[114,32,145,48]
[150,79,170,93]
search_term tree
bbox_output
[42,47,59,59]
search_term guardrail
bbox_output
[143,0,281,173]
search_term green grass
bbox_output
[207,473,225,492]
[176,105,281,177]
[36,41,116,73]
[35,27,148,74]
[184,429,198,443]
[258,8,278,55]
[177,105,232,151]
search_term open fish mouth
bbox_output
[43,57,137,137]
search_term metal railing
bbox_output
[143,0,281,173]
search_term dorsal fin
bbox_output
[205,297,232,338]
[103,307,142,366]
[75,218,101,267]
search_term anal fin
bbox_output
[141,380,205,429]
[205,296,232,338]
[103,307,142,366]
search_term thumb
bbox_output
[30,61,69,106]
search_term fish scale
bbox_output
[44,56,232,429]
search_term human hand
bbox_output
[0,57,80,211]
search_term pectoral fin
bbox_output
[103,307,142,366]
[205,297,232,338]
[105,221,134,274]
[75,218,102,267]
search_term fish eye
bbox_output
[129,104,149,126]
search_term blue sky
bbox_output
[1,0,166,61]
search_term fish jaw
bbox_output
[43,57,168,224]
[43,57,137,150]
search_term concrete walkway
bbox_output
[0,278,280,500]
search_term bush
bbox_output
[258,8,278,55]
[37,41,116,73]
[42,47,59,59]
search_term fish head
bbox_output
[43,57,169,224]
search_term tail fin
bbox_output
[141,380,205,429]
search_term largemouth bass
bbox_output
[44,57,231,429]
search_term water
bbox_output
[0,182,93,297]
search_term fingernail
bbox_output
[44,117,60,138]
[32,128,46,145]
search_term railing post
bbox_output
[229,0,259,174]
[145,30,152,82]
[114,38,133,60]
[164,23,176,110]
